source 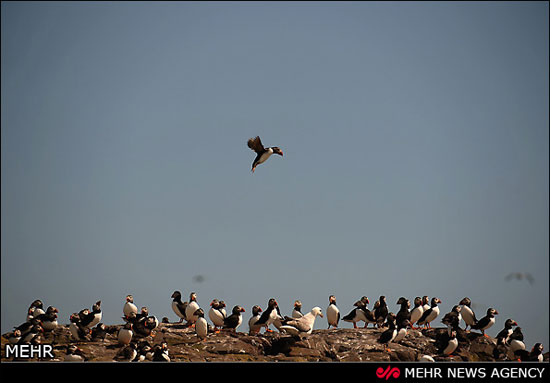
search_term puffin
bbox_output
[438,330,459,356]
[360,299,379,328]
[422,296,430,312]
[118,322,133,345]
[248,305,264,335]
[394,319,411,342]
[326,295,340,329]
[91,323,109,342]
[374,296,388,328]
[115,343,138,362]
[223,305,246,332]
[133,316,158,338]
[26,299,45,321]
[254,298,280,332]
[377,313,398,352]
[171,291,188,323]
[247,136,283,173]
[3,329,22,345]
[123,295,138,319]
[152,342,170,362]
[17,324,43,345]
[184,292,200,326]
[280,307,324,337]
[495,319,518,346]
[194,308,209,340]
[81,301,102,329]
[506,326,526,360]
[441,305,462,336]
[459,297,478,331]
[342,297,369,329]
[395,297,411,329]
[64,345,86,362]
[35,306,59,331]
[135,341,154,362]
[410,297,424,329]
[471,308,498,336]
[417,297,441,329]
[208,299,226,332]
[69,313,89,341]
[292,300,304,319]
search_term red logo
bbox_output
[376,366,401,380]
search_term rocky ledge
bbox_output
[2,323,548,362]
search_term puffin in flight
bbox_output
[247,136,283,173]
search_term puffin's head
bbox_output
[210,299,219,307]
[487,308,498,316]
[189,292,197,302]
[459,297,471,306]
[294,300,302,309]
[194,308,205,317]
[311,307,323,318]
[422,296,429,305]
[232,306,245,315]
[532,343,544,353]
[329,295,336,304]
[126,295,134,303]
[272,147,283,156]
[252,305,263,315]
[140,307,149,316]
[452,305,461,313]
[414,297,422,306]
[171,291,181,300]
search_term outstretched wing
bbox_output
[247,136,265,153]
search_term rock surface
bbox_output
[2,323,548,362]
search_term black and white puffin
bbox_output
[26,299,45,321]
[3,329,22,345]
[395,297,411,329]
[248,305,263,335]
[342,297,369,329]
[152,342,170,362]
[495,319,518,346]
[80,301,102,329]
[184,292,200,326]
[326,295,340,329]
[171,291,188,323]
[417,297,441,329]
[438,330,459,356]
[441,305,462,336]
[394,319,410,342]
[115,343,138,362]
[118,322,133,345]
[374,296,388,328]
[471,308,498,336]
[69,313,90,341]
[194,308,208,340]
[133,315,158,338]
[459,297,478,331]
[254,298,280,332]
[377,313,397,351]
[208,299,226,332]
[17,324,42,345]
[506,326,526,360]
[247,136,283,173]
[35,306,59,331]
[223,305,246,332]
[422,296,430,312]
[123,295,138,319]
[64,345,86,362]
[292,300,304,319]
[410,297,424,329]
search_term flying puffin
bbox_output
[326,295,340,329]
[171,291,188,323]
[377,313,398,352]
[185,292,200,326]
[459,297,477,331]
[342,297,369,329]
[374,296,388,328]
[194,308,209,340]
[247,136,283,173]
[417,297,441,329]
[248,305,264,335]
[208,299,226,332]
[223,305,246,332]
[395,297,411,329]
[123,295,138,319]
[254,298,280,332]
[410,297,424,329]
[471,308,498,336]
[292,300,304,319]
[280,307,324,337]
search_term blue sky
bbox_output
[2,1,548,349]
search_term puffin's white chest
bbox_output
[172,301,185,319]
[292,309,303,319]
[118,328,133,345]
[327,304,339,326]
[443,337,458,355]
[461,306,475,326]
[209,307,225,326]
[124,302,138,317]
[480,317,496,331]
[257,149,273,165]
[394,327,407,342]
[42,320,58,331]
[69,323,82,340]
[425,307,440,323]
[266,309,278,325]
[410,306,424,324]
[88,313,102,329]
[195,317,208,339]
[64,354,84,362]
[249,315,262,333]
[185,301,200,322]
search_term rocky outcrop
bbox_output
[2,323,548,362]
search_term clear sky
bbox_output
[2,2,548,349]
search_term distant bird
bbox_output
[192,274,205,283]
[292,300,304,319]
[505,272,534,285]
[417,297,441,329]
[459,297,478,331]
[123,295,138,319]
[248,305,263,335]
[171,291,188,323]
[223,305,246,332]
[247,136,283,173]
[194,308,208,340]
[280,307,324,336]
[471,308,498,336]
[326,295,340,329]
[64,345,86,362]
[410,297,424,329]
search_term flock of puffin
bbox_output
[2,292,545,362]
